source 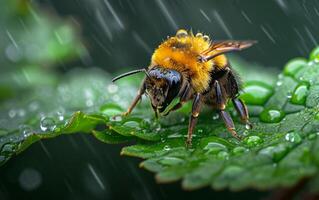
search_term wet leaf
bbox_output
[1,8,319,190]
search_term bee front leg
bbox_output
[119,79,146,117]
[232,98,252,129]
[187,93,203,147]
[163,83,191,116]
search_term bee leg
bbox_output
[187,93,203,147]
[151,104,159,119]
[163,83,191,116]
[120,80,146,117]
[214,80,240,140]
[232,98,253,129]
[219,110,241,140]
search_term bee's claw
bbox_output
[185,139,192,148]
[229,128,242,140]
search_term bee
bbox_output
[112,29,256,146]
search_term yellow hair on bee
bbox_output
[150,30,227,93]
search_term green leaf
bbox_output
[1,3,319,190]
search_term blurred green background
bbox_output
[0,0,318,199]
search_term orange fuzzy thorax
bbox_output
[150,31,226,93]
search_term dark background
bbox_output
[1,0,319,199]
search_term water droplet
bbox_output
[291,84,308,105]
[260,108,285,123]
[167,133,183,139]
[283,58,307,77]
[204,142,227,154]
[241,82,273,105]
[28,102,39,111]
[111,115,122,122]
[100,104,122,116]
[308,133,317,140]
[242,130,249,136]
[232,146,247,155]
[86,99,94,107]
[259,144,289,162]
[19,168,42,191]
[107,84,118,94]
[1,143,14,153]
[176,29,188,38]
[40,117,56,132]
[196,33,203,37]
[276,81,282,86]
[158,156,184,166]
[123,120,140,129]
[245,135,263,147]
[285,132,302,143]
[17,109,25,117]
[203,35,210,41]
[19,125,33,138]
[8,109,16,118]
[212,114,219,120]
[217,151,229,160]
[163,145,171,151]
[245,123,253,130]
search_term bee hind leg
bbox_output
[214,79,241,140]
[219,110,241,140]
[232,98,253,129]
[186,93,203,147]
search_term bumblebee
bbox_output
[113,29,256,145]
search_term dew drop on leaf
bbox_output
[232,146,247,155]
[285,132,302,143]
[19,125,33,138]
[107,84,118,94]
[260,108,285,123]
[40,117,56,132]
[245,135,263,147]
[163,145,171,151]
[307,133,317,140]
[291,84,308,105]
[283,58,307,77]
[204,142,227,154]
[8,109,16,118]
[217,151,229,160]
[1,143,14,153]
[240,82,273,105]
[158,156,184,166]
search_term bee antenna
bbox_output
[112,68,150,82]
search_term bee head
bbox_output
[145,67,182,113]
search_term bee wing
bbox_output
[201,40,257,60]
